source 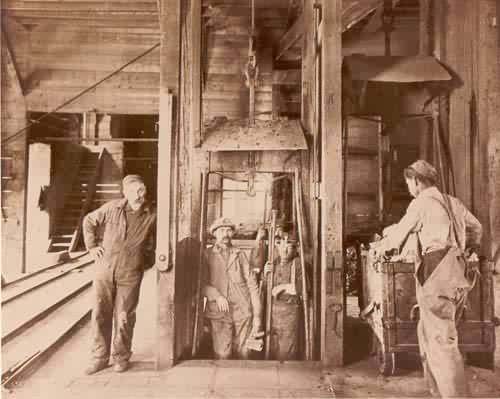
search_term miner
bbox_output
[202,217,262,359]
[372,160,482,397]
[83,174,156,374]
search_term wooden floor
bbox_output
[6,270,500,399]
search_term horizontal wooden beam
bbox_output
[5,15,159,28]
[274,12,304,61]
[31,137,158,143]
[202,0,290,8]
[2,0,157,11]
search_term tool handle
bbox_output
[264,210,278,359]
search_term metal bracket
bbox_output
[312,181,321,200]
[330,303,343,337]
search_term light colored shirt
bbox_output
[380,186,482,254]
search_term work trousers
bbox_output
[270,300,300,361]
[90,267,143,364]
[210,316,252,360]
[415,248,470,397]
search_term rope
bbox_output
[2,42,160,145]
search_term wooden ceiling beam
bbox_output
[3,10,157,19]
[1,0,157,11]
[5,15,159,29]
[202,0,290,8]
[274,11,303,60]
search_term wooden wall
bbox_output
[2,1,160,115]
[2,0,291,120]
[431,0,499,262]
[1,29,28,276]
[201,0,288,123]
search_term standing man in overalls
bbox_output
[372,160,482,397]
[83,174,156,374]
[202,217,262,359]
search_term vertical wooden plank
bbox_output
[187,1,204,357]
[491,0,500,270]
[446,0,473,207]
[156,0,181,370]
[419,0,432,55]
[320,0,344,366]
[1,28,28,275]
[312,2,322,359]
[476,0,499,260]
[191,0,202,148]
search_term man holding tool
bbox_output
[202,217,263,359]
[263,233,305,360]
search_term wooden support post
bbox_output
[320,0,344,366]
[189,1,205,356]
[475,0,499,262]
[1,28,28,275]
[446,0,473,207]
[492,1,500,269]
[419,0,432,55]
[301,0,317,358]
[83,112,97,142]
[418,0,433,164]
[156,0,181,370]
[190,0,204,237]
[191,0,202,148]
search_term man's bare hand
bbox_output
[89,246,105,261]
[251,324,264,338]
[263,261,272,276]
[216,295,229,312]
[272,283,295,297]
[256,226,267,242]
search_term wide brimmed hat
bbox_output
[209,217,236,235]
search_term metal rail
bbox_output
[2,308,91,389]
[1,257,93,306]
[2,280,92,345]
[2,252,89,289]
[1,258,95,389]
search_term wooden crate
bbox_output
[361,252,496,375]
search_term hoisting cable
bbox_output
[2,42,161,145]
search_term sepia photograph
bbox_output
[1,0,499,398]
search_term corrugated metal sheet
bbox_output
[344,55,452,82]
[201,119,307,151]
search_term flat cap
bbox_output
[209,217,236,235]
[409,160,439,184]
[122,174,144,186]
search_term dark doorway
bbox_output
[111,115,158,204]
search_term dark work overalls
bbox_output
[83,198,156,364]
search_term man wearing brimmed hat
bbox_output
[262,232,305,360]
[202,217,262,359]
[82,174,156,374]
[372,160,482,397]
